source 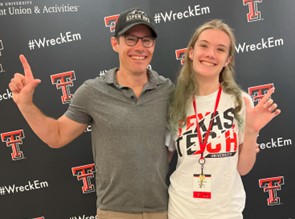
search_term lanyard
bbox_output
[192,86,222,163]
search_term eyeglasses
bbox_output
[123,35,155,48]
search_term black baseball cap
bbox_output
[114,8,157,38]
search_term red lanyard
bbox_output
[192,86,222,160]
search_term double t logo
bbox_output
[259,176,284,206]
[1,130,25,161]
[243,0,262,22]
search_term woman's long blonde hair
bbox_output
[169,19,243,129]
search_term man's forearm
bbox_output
[17,103,62,147]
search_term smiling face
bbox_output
[111,24,155,76]
[189,29,232,83]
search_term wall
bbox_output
[0,0,294,218]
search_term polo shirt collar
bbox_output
[104,67,163,89]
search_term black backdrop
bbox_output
[0,0,294,218]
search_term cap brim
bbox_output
[117,22,157,38]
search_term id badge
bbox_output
[193,173,212,199]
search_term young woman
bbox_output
[168,19,281,219]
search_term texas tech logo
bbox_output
[175,48,187,65]
[72,163,96,194]
[1,129,25,161]
[243,0,262,22]
[248,83,274,106]
[51,71,76,104]
[259,176,284,206]
[104,14,119,32]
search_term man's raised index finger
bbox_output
[19,54,34,79]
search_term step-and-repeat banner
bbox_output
[0,0,294,218]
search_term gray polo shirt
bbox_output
[65,68,174,213]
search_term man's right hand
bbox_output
[9,54,41,106]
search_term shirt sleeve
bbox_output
[64,82,93,125]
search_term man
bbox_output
[9,8,174,219]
